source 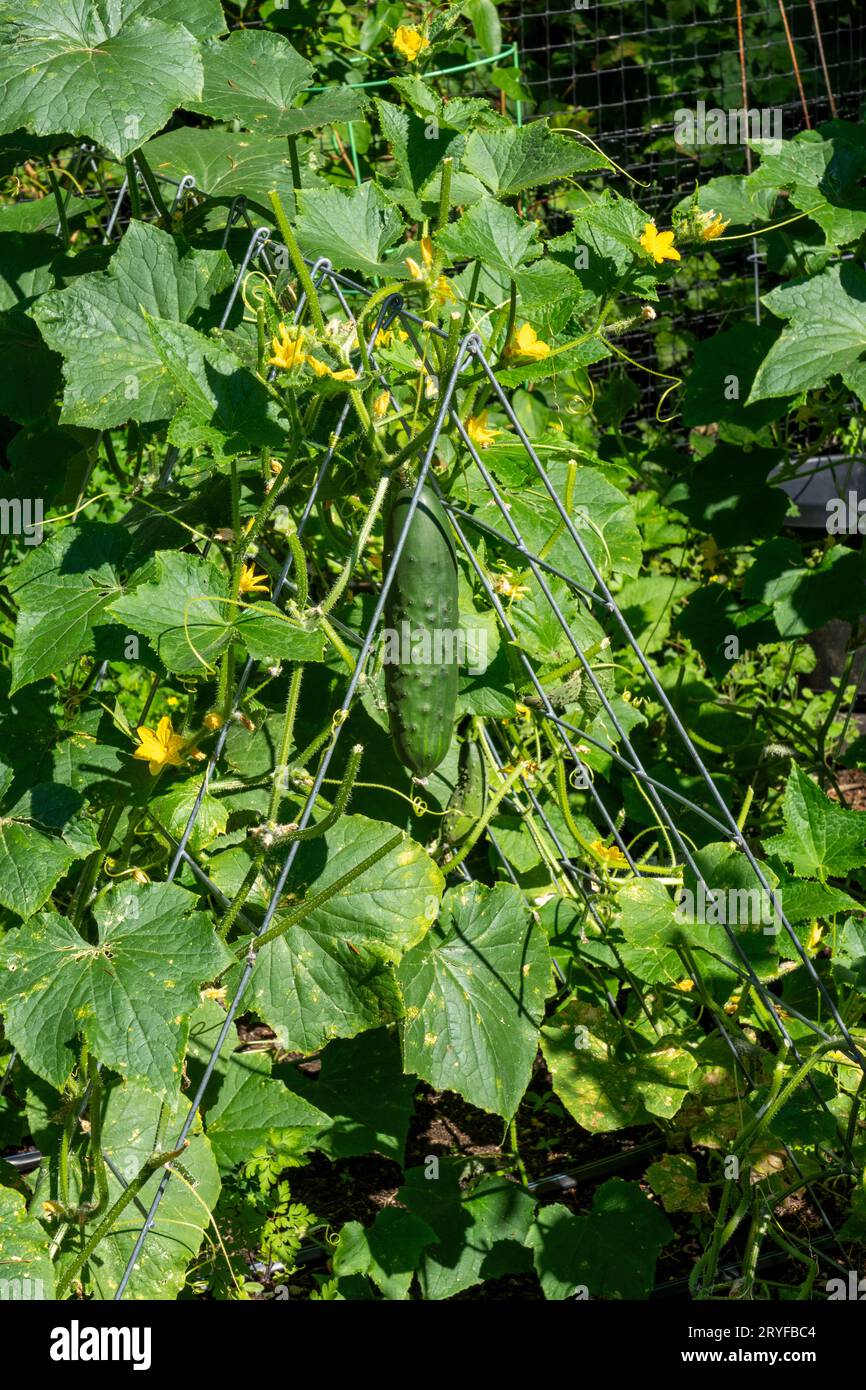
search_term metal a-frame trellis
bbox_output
[10,148,866,1299]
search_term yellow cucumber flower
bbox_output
[433,274,455,305]
[698,209,729,241]
[639,222,680,264]
[393,25,429,62]
[238,562,270,597]
[133,716,186,776]
[506,322,551,361]
[466,411,500,449]
[268,323,306,371]
[590,839,629,869]
[373,389,390,419]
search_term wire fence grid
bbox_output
[504,0,866,409]
[4,124,864,1298]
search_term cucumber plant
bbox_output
[0,0,864,1308]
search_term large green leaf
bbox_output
[749,263,866,401]
[764,764,866,879]
[145,127,300,219]
[377,97,465,197]
[527,1180,673,1300]
[334,1208,437,1300]
[503,461,642,582]
[187,29,363,135]
[278,1027,416,1163]
[30,221,234,428]
[541,999,697,1131]
[145,316,288,456]
[398,1162,535,1300]
[0,0,206,160]
[109,550,325,675]
[7,522,129,692]
[79,1080,221,1299]
[398,882,550,1118]
[0,778,97,920]
[462,122,606,195]
[0,882,232,1093]
[437,196,541,279]
[230,815,444,1053]
[682,324,793,432]
[204,1049,327,1173]
[294,182,408,279]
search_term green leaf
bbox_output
[7,522,129,692]
[749,264,866,401]
[0,779,97,920]
[675,583,776,678]
[376,97,465,197]
[145,127,301,220]
[397,882,550,1119]
[541,998,697,1131]
[205,1048,327,1173]
[527,1180,672,1299]
[764,764,866,878]
[294,181,407,279]
[278,1027,416,1163]
[0,1186,54,1300]
[0,0,205,160]
[31,221,234,428]
[614,878,712,988]
[463,122,605,195]
[682,324,793,432]
[0,306,62,424]
[464,0,501,57]
[230,816,443,1053]
[334,1208,437,1300]
[503,461,642,583]
[149,780,227,853]
[109,550,325,675]
[189,29,311,124]
[145,316,288,456]
[646,1154,711,1214]
[669,444,788,546]
[0,882,232,1094]
[437,195,541,279]
[80,1080,220,1299]
[742,538,866,637]
[399,1161,535,1300]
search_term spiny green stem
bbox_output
[55,1142,189,1298]
[268,187,326,336]
[269,664,305,821]
[318,473,390,616]
[252,744,363,852]
[239,830,402,956]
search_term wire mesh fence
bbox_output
[504,0,866,405]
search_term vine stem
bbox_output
[269,665,305,821]
[55,1143,190,1298]
[237,830,402,957]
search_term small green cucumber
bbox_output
[442,734,486,847]
[383,483,459,777]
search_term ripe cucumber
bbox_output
[443,733,486,847]
[383,483,459,777]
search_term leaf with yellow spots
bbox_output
[540,1000,697,1132]
[397,882,551,1118]
[0,883,231,1095]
